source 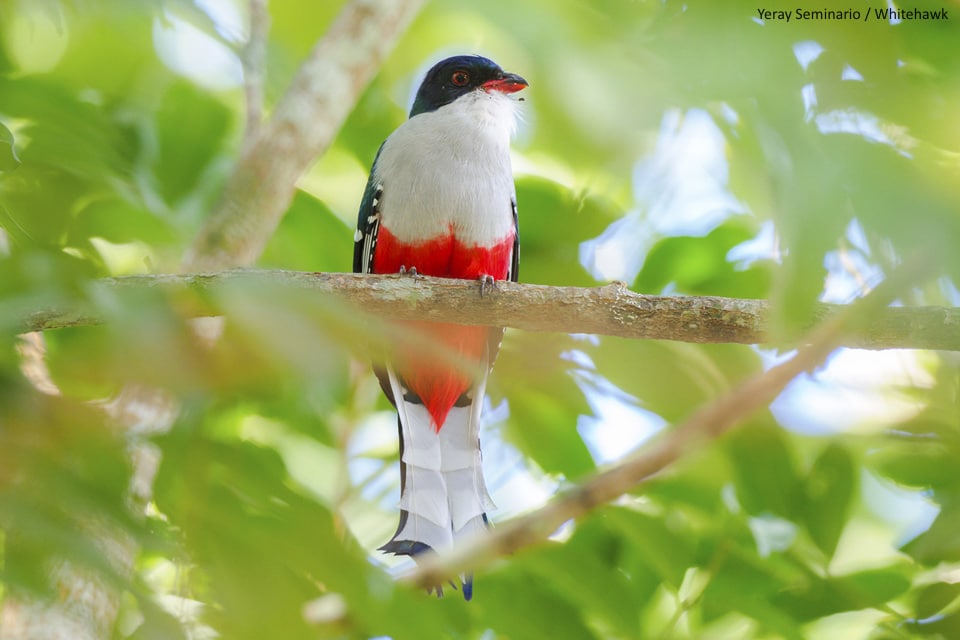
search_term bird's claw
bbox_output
[425,580,459,599]
[399,265,420,279]
[478,274,497,298]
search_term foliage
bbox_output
[1,0,959,638]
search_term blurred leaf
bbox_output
[338,79,406,165]
[70,197,177,246]
[701,546,806,640]
[840,565,913,606]
[802,442,855,559]
[478,567,600,639]
[869,438,960,493]
[634,223,772,298]
[47,3,161,99]
[154,431,348,639]
[153,80,233,206]
[0,75,132,181]
[261,189,353,272]
[901,611,960,640]
[593,338,760,423]
[515,176,621,287]
[772,564,913,622]
[904,505,960,564]
[43,325,121,399]
[644,446,730,514]
[494,332,595,477]
[725,421,800,519]
[604,506,696,590]
[0,121,21,171]
[0,246,98,305]
[2,1,960,637]
[0,165,93,246]
[0,387,140,596]
[213,280,355,408]
[154,421,458,640]
[130,596,189,640]
[915,581,960,620]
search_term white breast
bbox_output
[373,90,520,246]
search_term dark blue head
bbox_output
[409,55,528,117]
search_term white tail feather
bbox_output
[383,366,494,554]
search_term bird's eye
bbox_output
[451,70,470,86]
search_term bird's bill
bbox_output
[482,73,528,94]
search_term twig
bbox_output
[242,0,270,143]
[402,259,929,591]
[20,270,960,351]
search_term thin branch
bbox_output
[242,0,270,143]
[402,260,927,591]
[184,0,425,271]
[20,270,960,351]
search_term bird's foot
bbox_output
[478,274,497,298]
[381,538,459,598]
[399,265,420,280]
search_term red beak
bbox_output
[482,72,528,94]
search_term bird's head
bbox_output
[410,55,528,117]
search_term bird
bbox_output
[353,55,527,600]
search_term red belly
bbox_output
[372,225,514,430]
[372,225,514,280]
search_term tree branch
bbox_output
[242,0,270,143]
[21,270,960,351]
[400,259,927,592]
[184,0,425,271]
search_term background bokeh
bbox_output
[1,0,959,638]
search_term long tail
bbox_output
[379,368,494,600]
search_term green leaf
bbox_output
[901,611,960,640]
[153,80,233,205]
[0,76,131,181]
[802,442,856,558]
[538,513,662,631]
[592,337,762,426]
[0,390,139,596]
[839,565,913,605]
[0,164,91,246]
[644,447,730,514]
[915,581,960,620]
[519,534,644,636]
[702,547,806,640]
[493,332,595,477]
[904,505,960,564]
[478,568,600,639]
[604,506,696,589]
[153,430,392,639]
[593,338,726,423]
[0,121,21,171]
[130,596,189,640]
[43,325,122,400]
[70,197,177,246]
[514,176,622,287]
[772,564,912,622]
[868,439,960,492]
[634,223,772,298]
[725,421,800,518]
[261,189,353,272]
